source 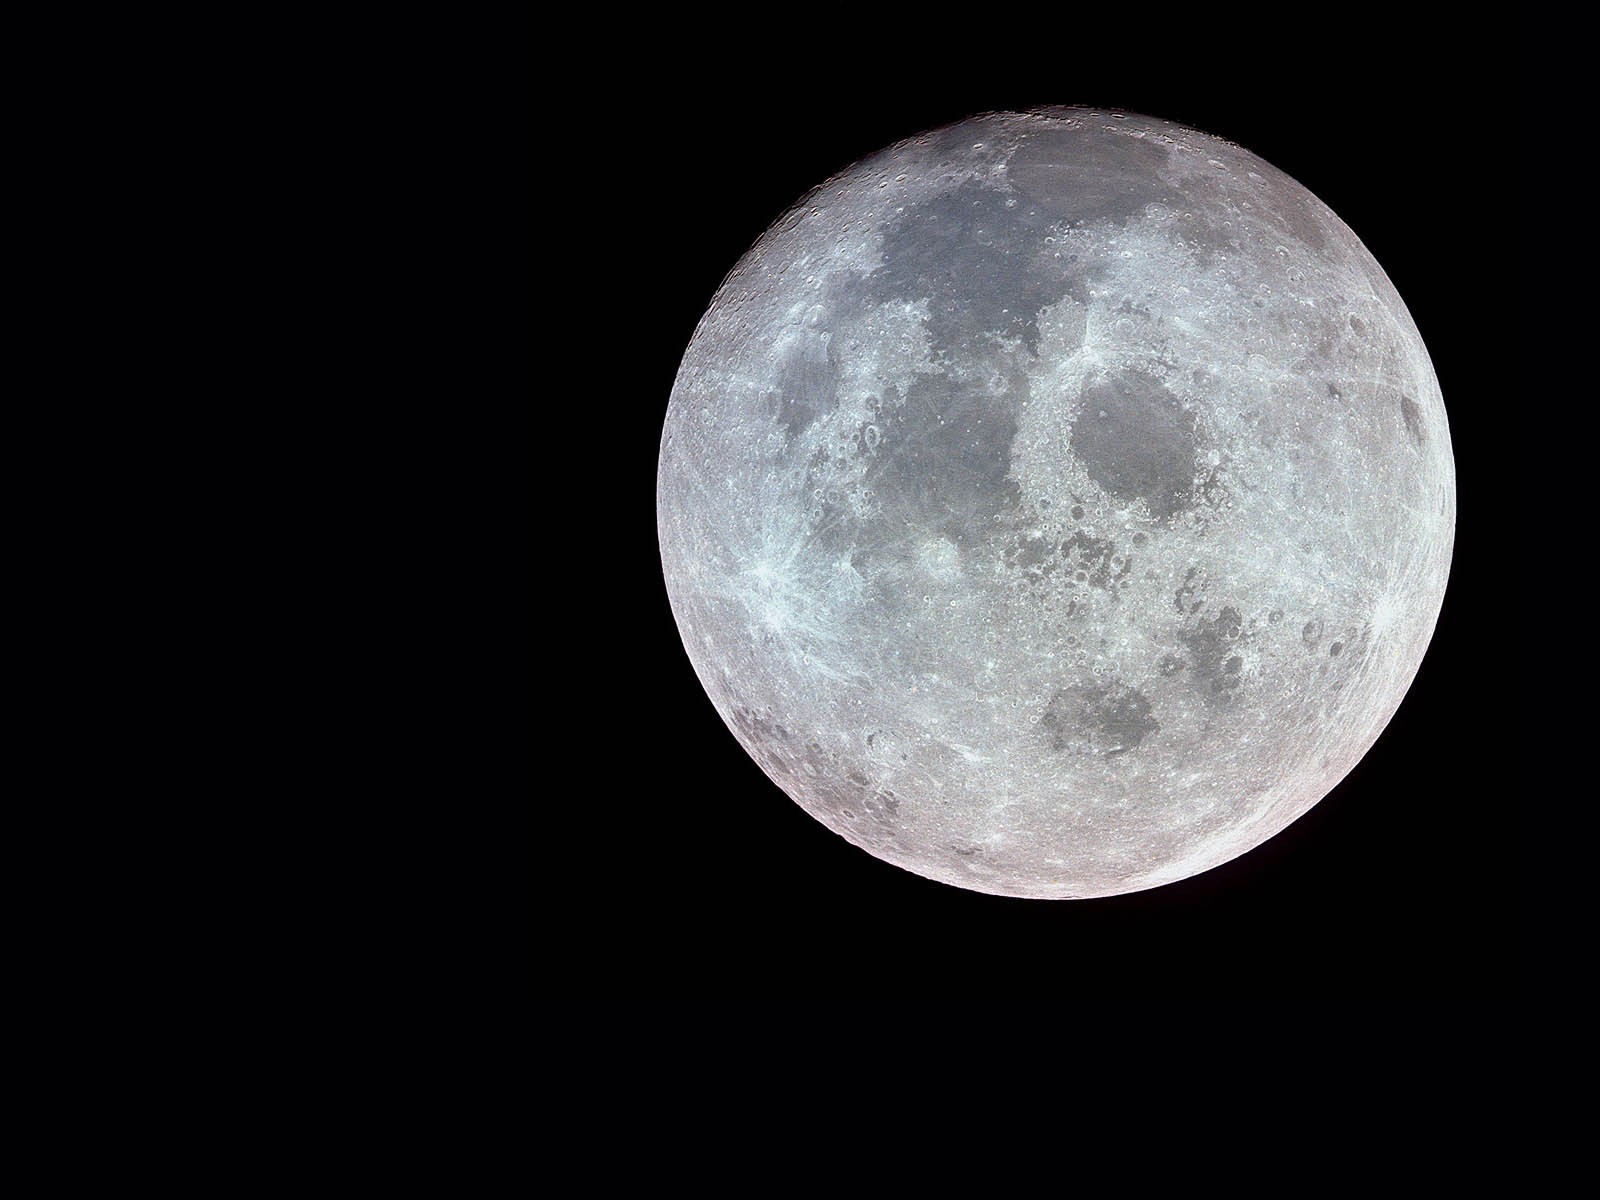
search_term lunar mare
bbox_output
[657,109,1454,899]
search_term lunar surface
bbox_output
[657,109,1454,899]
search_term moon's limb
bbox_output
[657,109,1455,899]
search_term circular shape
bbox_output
[657,109,1454,899]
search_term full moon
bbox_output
[657,109,1454,899]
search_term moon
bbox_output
[656,109,1454,899]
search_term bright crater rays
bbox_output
[657,109,1454,899]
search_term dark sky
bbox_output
[568,28,1532,1028]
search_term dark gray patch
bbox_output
[729,706,806,757]
[859,370,1023,550]
[1040,681,1159,757]
[1006,533,1055,570]
[1006,129,1173,228]
[922,119,1005,163]
[1059,530,1130,592]
[1273,186,1329,253]
[1157,654,1186,677]
[1149,172,1241,262]
[729,706,814,792]
[769,330,839,441]
[866,180,1081,354]
[1071,370,1198,520]
[1179,605,1246,700]
[1329,642,1343,657]
[1302,619,1323,649]
[1400,393,1425,446]
[862,788,900,821]
[728,708,902,837]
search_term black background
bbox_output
[594,28,1530,1017]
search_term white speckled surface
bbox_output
[657,109,1455,898]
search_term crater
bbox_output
[1071,370,1198,520]
[1400,393,1426,446]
